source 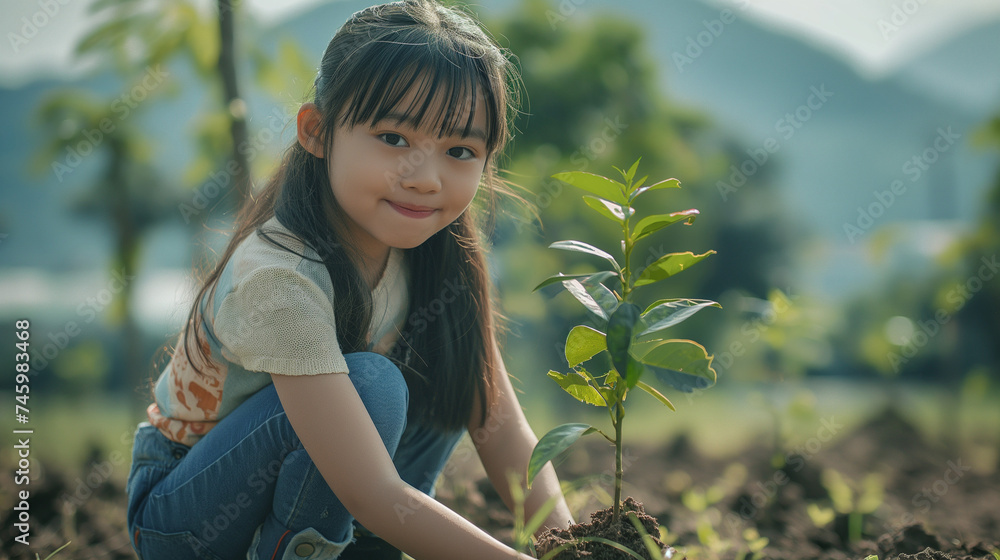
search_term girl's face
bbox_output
[323,87,489,271]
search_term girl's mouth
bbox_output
[387,200,436,219]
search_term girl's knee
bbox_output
[344,351,398,373]
[343,352,408,444]
[343,352,408,404]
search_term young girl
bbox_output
[125,1,575,559]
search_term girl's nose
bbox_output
[399,155,442,194]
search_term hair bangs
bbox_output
[338,34,500,153]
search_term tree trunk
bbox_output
[217,0,251,214]
[108,139,145,422]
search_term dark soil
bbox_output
[437,406,1000,560]
[534,496,669,559]
[1,406,998,559]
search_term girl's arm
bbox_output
[470,341,576,538]
[271,371,534,560]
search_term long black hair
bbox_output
[179,0,521,431]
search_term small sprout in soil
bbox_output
[736,528,769,560]
[507,470,562,557]
[627,512,672,560]
[864,556,879,560]
[806,502,836,528]
[681,485,725,513]
[696,517,727,555]
[820,468,885,543]
[658,525,677,547]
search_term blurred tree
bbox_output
[216,0,252,208]
[30,0,314,408]
[949,111,1000,375]
[76,0,249,215]
[75,0,314,225]
[838,110,1000,387]
[819,109,1000,452]
[32,89,180,414]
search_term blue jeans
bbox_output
[126,352,464,560]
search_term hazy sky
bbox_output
[3,0,1000,86]
[708,0,1000,77]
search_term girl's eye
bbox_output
[448,146,475,160]
[379,133,408,147]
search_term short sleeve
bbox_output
[213,265,348,376]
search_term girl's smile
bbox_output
[386,200,438,218]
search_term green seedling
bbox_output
[627,512,673,560]
[526,158,719,531]
[735,528,769,560]
[508,470,657,560]
[806,502,836,528]
[696,518,727,556]
[507,470,561,557]
[681,485,726,513]
[821,468,885,544]
[658,525,677,547]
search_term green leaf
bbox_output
[583,195,634,223]
[552,171,627,205]
[563,279,609,321]
[636,380,675,410]
[533,270,616,292]
[565,325,607,367]
[625,355,646,388]
[605,368,622,386]
[630,177,681,202]
[578,274,619,317]
[627,511,668,560]
[547,370,606,406]
[186,14,219,73]
[585,368,619,404]
[634,339,716,392]
[631,209,700,243]
[625,158,641,183]
[550,240,621,271]
[524,495,561,542]
[527,423,597,487]
[633,251,715,288]
[606,303,641,386]
[40,541,72,560]
[637,299,721,339]
[76,18,133,55]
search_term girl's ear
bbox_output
[297,103,325,158]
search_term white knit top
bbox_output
[147,216,409,446]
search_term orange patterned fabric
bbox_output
[148,328,227,446]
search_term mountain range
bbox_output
[2,0,999,312]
